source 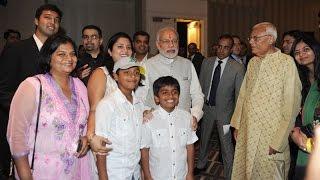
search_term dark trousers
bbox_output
[290,115,303,180]
[197,105,234,180]
[294,165,306,180]
[0,108,11,179]
[288,140,299,180]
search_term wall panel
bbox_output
[207,0,320,48]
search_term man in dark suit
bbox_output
[0,4,62,178]
[195,34,245,179]
[188,42,204,76]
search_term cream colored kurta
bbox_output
[230,50,301,180]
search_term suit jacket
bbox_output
[191,52,204,76]
[0,36,40,112]
[199,57,245,124]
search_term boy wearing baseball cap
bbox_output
[95,57,144,180]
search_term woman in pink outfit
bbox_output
[7,34,92,180]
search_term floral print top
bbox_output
[7,73,92,179]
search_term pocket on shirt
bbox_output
[178,128,188,146]
[151,129,169,148]
[179,77,190,95]
[114,116,130,137]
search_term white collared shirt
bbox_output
[141,106,198,180]
[33,34,43,51]
[190,54,195,61]
[95,88,145,180]
[144,54,204,121]
[207,57,228,101]
[134,53,149,66]
[231,54,243,64]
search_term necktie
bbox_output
[208,60,222,106]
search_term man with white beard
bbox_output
[144,27,204,129]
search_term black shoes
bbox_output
[194,167,206,175]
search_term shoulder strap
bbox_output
[30,76,42,172]
[99,66,110,76]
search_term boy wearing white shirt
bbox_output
[141,76,198,180]
[95,57,144,180]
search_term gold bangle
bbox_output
[306,138,313,153]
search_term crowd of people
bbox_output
[1,3,320,180]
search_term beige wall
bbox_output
[0,0,43,50]
[0,0,137,47]
[207,0,320,50]
[0,0,43,39]
[49,0,136,45]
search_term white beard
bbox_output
[159,48,178,59]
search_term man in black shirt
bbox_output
[77,25,106,85]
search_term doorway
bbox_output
[177,19,201,58]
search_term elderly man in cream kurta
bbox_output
[230,22,301,180]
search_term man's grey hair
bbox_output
[156,27,179,41]
[253,22,277,42]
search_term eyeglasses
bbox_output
[294,46,312,57]
[159,39,179,45]
[247,34,270,42]
[82,35,100,40]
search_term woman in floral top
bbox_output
[7,35,92,179]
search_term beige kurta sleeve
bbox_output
[230,72,248,130]
[270,60,302,152]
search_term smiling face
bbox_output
[35,10,60,38]
[108,37,133,62]
[50,42,77,76]
[294,41,315,69]
[154,85,179,112]
[134,35,149,55]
